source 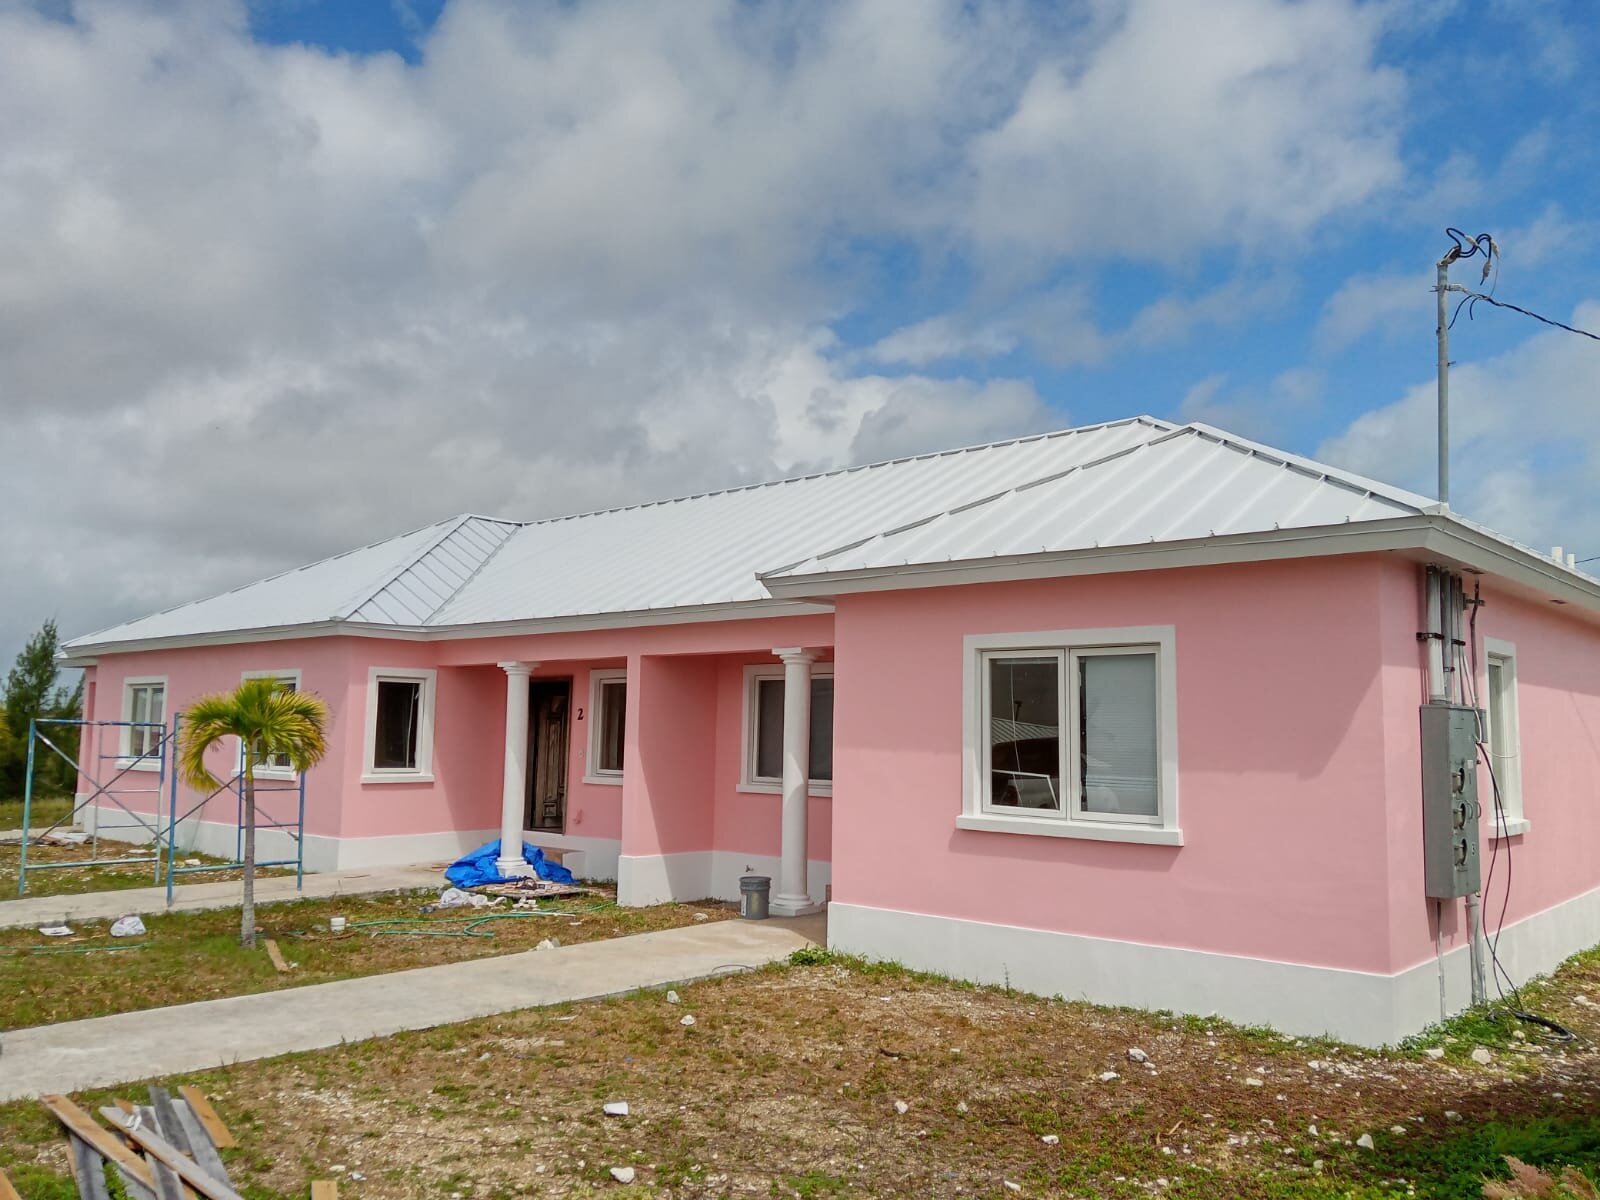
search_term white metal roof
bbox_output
[760,423,1435,580]
[69,515,521,647]
[66,414,1594,655]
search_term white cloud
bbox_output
[968,0,1404,273]
[1315,271,1430,352]
[864,316,1021,369]
[1317,301,1600,553]
[0,0,1415,661]
[1180,367,1324,445]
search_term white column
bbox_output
[497,662,537,877]
[770,647,824,916]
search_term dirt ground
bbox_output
[4,946,1596,1199]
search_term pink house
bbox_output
[62,417,1600,1044]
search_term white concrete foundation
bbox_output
[89,804,626,880]
[616,850,831,908]
[828,885,1600,1047]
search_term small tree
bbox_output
[2,620,82,796]
[178,677,329,947]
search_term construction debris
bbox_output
[42,1085,276,1200]
[263,938,291,974]
[473,878,588,901]
[110,915,147,938]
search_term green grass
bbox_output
[0,888,732,1028]
[0,834,294,899]
[1329,1115,1600,1199]
[0,794,74,831]
[1400,942,1600,1063]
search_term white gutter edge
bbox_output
[757,515,1600,618]
[57,598,835,665]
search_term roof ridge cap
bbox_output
[330,515,474,621]
[525,416,1176,529]
[1180,421,1432,510]
[61,515,473,648]
[758,422,1180,579]
[415,518,524,625]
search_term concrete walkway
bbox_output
[0,864,444,931]
[0,919,815,1100]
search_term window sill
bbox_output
[956,812,1183,846]
[736,781,834,799]
[115,758,161,773]
[580,773,624,787]
[1489,817,1531,839]
[360,772,435,785]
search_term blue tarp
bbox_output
[444,839,577,888]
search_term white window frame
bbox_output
[238,669,303,780]
[362,667,436,784]
[582,668,628,785]
[118,676,169,771]
[738,663,835,797]
[959,626,1181,846]
[1482,637,1528,838]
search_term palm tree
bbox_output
[178,677,330,948]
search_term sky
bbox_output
[1,0,1598,668]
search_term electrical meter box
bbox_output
[1420,703,1482,899]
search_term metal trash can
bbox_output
[739,874,771,920]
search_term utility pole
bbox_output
[1436,256,1451,506]
[1435,229,1496,508]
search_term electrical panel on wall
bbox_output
[1421,704,1482,899]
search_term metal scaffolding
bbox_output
[16,716,172,896]
[14,713,309,901]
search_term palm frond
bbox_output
[178,679,331,790]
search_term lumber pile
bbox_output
[41,1088,337,1200]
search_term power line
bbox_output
[1448,288,1600,342]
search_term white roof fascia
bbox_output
[57,597,836,665]
[758,513,1600,620]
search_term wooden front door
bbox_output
[527,680,571,833]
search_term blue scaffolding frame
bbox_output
[163,711,306,903]
[16,716,173,896]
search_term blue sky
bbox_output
[2,0,1598,661]
[250,0,1598,464]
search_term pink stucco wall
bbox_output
[1380,561,1600,972]
[829,556,1401,973]
[80,611,838,868]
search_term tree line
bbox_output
[1,620,84,797]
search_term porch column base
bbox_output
[769,894,825,918]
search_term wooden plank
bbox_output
[177,1088,236,1150]
[171,1101,232,1188]
[0,1166,23,1200]
[108,1162,160,1200]
[138,1107,190,1200]
[40,1096,157,1194]
[263,938,290,974]
[311,1183,339,1200]
[146,1094,202,1200]
[71,1135,113,1200]
[96,1109,245,1200]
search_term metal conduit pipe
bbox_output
[1422,563,1487,1008]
